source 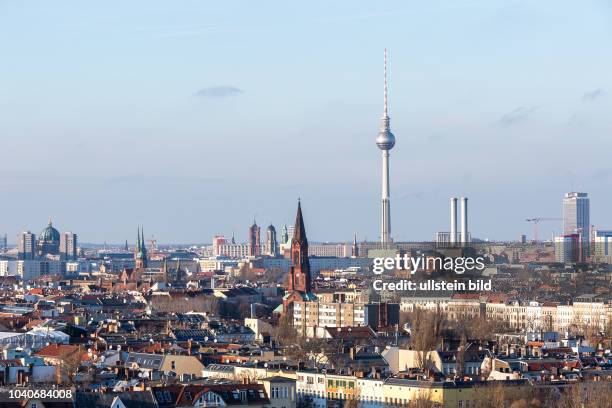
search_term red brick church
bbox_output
[281,201,317,316]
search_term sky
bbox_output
[0,0,611,244]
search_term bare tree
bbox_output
[556,382,612,408]
[455,332,467,379]
[409,393,437,408]
[409,309,446,370]
[59,346,84,385]
[319,337,346,370]
[274,313,297,347]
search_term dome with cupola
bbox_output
[40,219,60,243]
[37,218,60,256]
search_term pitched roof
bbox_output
[153,384,270,408]
[33,344,82,359]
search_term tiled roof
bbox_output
[34,344,82,358]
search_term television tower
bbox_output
[376,49,396,247]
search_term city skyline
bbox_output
[2,189,602,246]
[1,1,612,243]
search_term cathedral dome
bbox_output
[40,219,60,243]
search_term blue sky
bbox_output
[0,0,611,244]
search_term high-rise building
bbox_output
[248,220,261,256]
[592,229,612,263]
[18,231,36,260]
[266,224,278,257]
[375,49,396,248]
[281,225,289,244]
[563,192,590,259]
[60,232,78,261]
[212,235,227,256]
[555,234,580,263]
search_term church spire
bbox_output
[293,199,307,245]
[351,232,359,258]
[282,200,315,316]
[134,226,148,269]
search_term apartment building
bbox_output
[296,371,530,408]
[261,376,296,408]
[293,300,398,338]
[401,297,611,332]
[293,301,366,337]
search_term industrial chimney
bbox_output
[460,197,468,244]
[450,198,458,245]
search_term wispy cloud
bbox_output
[195,86,243,99]
[498,106,538,127]
[582,88,606,101]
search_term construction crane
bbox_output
[525,218,562,243]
